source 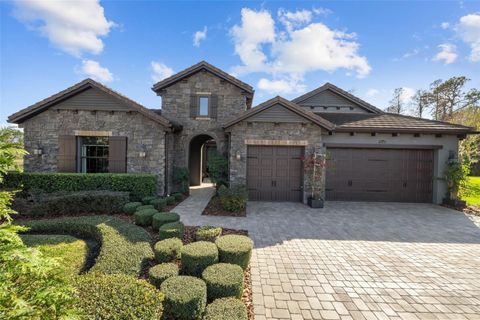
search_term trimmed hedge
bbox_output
[159,221,184,240]
[203,297,247,320]
[149,263,179,288]
[215,235,253,270]
[202,263,244,301]
[161,276,207,320]
[166,195,176,205]
[75,272,164,319]
[154,238,183,263]
[3,172,157,201]
[135,204,154,212]
[150,198,167,211]
[152,212,180,231]
[181,241,218,277]
[134,208,158,226]
[123,201,142,214]
[18,215,154,276]
[172,192,183,202]
[142,196,157,205]
[217,185,247,212]
[195,226,222,242]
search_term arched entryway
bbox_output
[188,134,217,186]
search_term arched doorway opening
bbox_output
[188,134,217,186]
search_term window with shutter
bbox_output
[190,94,198,118]
[210,94,218,119]
[108,136,127,173]
[58,135,76,172]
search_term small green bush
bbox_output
[217,185,247,212]
[181,241,218,277]
[75,272,164,319]
[195,226,222,242]
[123,201,142,214]
[154,238,183,263]
[3,172,157,201]
[142,195,157,205]
[159,221,184,240]
[161,276,207,320]
[173,167,189,194]
[202,263,244,301]
[134,208,158,226]
[135,204,154,212]
[166,195,176,205]
[152,212,180,231]
[149,263,179,288]
[173,192,183,202]
[203,297,247,320]
[215,235,253,270]
[150,198,167,211]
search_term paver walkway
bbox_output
[176,186,480,320]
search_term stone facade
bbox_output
[19,109,168,194]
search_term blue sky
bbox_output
[1,1,479,125]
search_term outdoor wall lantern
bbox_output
[32,146,43,155]
[236,150,241,160]
[139,145,147,158]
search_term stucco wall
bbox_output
[19,109,168,194]
[323,132,460,203]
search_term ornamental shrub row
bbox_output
[181,241,219,277]
[202,263,244,301]
[217,185,248,212]
[203,297,247,320]
[161,276,207,320]
[154,238,183,263]
[215,235,253,270]
[148,263,179,288]
[195,226,222,242]
[3,172,157,201]
[159,221,185,240]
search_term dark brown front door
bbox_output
[326,148,434,203]
[247,146,304,202]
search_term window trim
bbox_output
[197,95,210,117]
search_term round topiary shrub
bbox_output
[166,195,176,205]
[150,198,167,211]
[75,273,164,319]
[160,275,207,320]
[215,235,253,270]
[159,221,185,240]
[181,241,218,277]
[195,226,222,242]
[149,263,179,288]
[172,192,183,202]
[152,212,180,231]
[123,202,142,214]
[154,238,183,263]
[142,196,157,205]
[134,208,159,226]
[202,263,244,301]
[203,297,247,320]
[135,204,154,212]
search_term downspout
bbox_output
[164,130,169,196]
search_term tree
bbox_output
[410,90,429,118]
[207,149,228,189]
[0,127,26,176]
[386,88,404,114]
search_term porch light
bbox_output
[139,144,147,158]
[236,151,241,160]
[33,147,43,155]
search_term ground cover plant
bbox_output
[462,176,480,206]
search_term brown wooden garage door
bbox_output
[247,146,304,201]
[326,148,434,203]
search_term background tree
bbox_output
[410,89,429,118]
[385,88,404,114]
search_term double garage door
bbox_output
[246,145,434,203]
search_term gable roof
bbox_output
[292,82,384,114]
[8,79,172,128]
[223,96,335,130]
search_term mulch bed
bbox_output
[443,204,480,216]
[202,195,246,217]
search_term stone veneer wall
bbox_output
[19,109,168,194]
[160,71,248,192]
[226,121,325,202]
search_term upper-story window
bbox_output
[199,96,209,116]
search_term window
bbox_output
[79,137,109,173]
[199,96,209,116]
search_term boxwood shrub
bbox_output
[181,241,218,277]
[172,192,183,202]
[152,212,180,231]
[142,196,157,205]
[154,238,183,263]
[135,204,154,212]
[202,263,244,301]
[195,226,222,242]
[3,172,157,201]
[159,221,184,240]
[18,215,154,276]
[203,297,247,320]
[166,195,176,205]
[215,235,253,270]
[150,198,167,211]
[134,208,158,226]
[75,272,164,319]
[123,201,142,214]
[149,263,179,288]
[160,276,207,320]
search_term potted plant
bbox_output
[443,157,469,207]
[303,152,326,208]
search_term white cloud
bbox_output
[400,87,415,103]
[455,13,480,62]
[366,88,379,97]
[79,60,113,82]
[193,26,208,47]
[13,0,114,57]
[440,22,450,29]
[433,43,458,64]
[278,8,312,31]
[402,48,420,58]
[257,78,306,94]
[151,62,174,82]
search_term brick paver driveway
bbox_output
[176,188,480,320]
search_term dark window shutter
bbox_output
[108,136,127,173]
[58,135,76,172]
[190,94,198,118]
[210,94,218,119]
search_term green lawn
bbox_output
[462,176,480,206]
[20,234,89,278]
